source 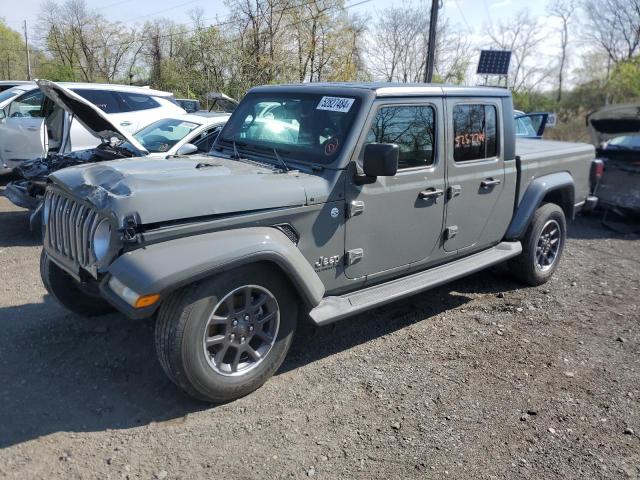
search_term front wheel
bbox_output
[155,264,297,403]
[509,203,567,286]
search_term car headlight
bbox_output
[92,219,112,262]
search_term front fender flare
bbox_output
[106,227,325,313]
[505,172,574,240]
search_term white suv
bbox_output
[0,82,185,172]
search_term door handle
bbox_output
[481,178,501,188]
[419,188,445,200]
[120,121,132,126]
[26,126,40,131]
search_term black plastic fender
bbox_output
[505,172,574,240]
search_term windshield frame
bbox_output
[214,90,367,168]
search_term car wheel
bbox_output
[509,203,567,286]
[40,250,115,317]
[155,264,298,403]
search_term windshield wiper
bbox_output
[231,137,241,159]
[272,147,290,172]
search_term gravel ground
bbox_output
[0,175,639,480]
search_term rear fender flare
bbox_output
[106,227,325,312]
[506,172,574,240]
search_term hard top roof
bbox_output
[251,82,511,98]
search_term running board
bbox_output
[309,241,522,326]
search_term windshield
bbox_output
[605,135,640,150]
[0,88,20,105]
[218,93,361,164]
[134,118,201,153]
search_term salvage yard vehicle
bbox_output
[40,83,598,403]
[4,81,229,231]
[587,103,640,216]
[0,81,185,174]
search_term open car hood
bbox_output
[587,103,640,145]
[36,80,148,156]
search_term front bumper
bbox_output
[4,181,40,210]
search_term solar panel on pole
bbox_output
[476,50,511,75]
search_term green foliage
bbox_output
[0,20,28,80]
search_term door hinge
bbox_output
[445,226,458,240]
[349,200,365,217]
[346,248,364,265]
[448,185,462,200]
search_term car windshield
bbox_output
[134,118,201,153]
[515,116,537,137]
[605,135,640,150]
[218,92,361,164]
[0,88,20,105]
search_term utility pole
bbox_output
[23,20,32,80]
[424,0,440,83]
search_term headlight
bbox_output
[92,219,112,262]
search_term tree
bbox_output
[581,0,640,67]
[547,0,577,102]
[486,10,549,93]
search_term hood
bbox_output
[587,103,640,145]
[49,155,328,226]
[36,80,148,156]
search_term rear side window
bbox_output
[73,89,121,113]
[119,92,160,112]
[365,105,436,169]
[453,104,498,162]
[194,125,223,153]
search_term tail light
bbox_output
[593,159,605,179]
[590,158,605,193]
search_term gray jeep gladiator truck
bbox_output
[40,82,597,403]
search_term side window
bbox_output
[73,89,121,113]
[364,105,435,169]
[453,104,498,162]
[8,90,44,118]
[194,126,223,153]
[119,93,160,112]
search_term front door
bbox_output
[345,100,446,279]
[444,99,507,252]
[0,89,46,162]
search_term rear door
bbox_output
[444,99,507,252]
[344,99,446,279]
[0,89,47,161]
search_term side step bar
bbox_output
[309,241,522,326]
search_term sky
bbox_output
[0,0,552,34]
[0,0,565,86]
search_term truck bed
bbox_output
[515,138,594,207]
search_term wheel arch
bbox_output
[103,227,325,318]
[505,172,574,241]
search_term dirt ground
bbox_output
[0,175,638,480]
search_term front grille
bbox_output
[44,188,101,270]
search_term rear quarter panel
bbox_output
[515,138,594,208]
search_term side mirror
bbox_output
[362,143,399,177]
[0,109,6,120]
[176,143,198,156]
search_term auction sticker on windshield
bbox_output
[317,96,355,113]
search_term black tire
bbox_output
[40,250,115,317]
[155,264,298,403]
[509,203,567,286]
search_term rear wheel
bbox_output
[155,264,297,403]
[509,203,566,286]
[40,250,114,317]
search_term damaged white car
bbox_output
[5,80,229,231]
